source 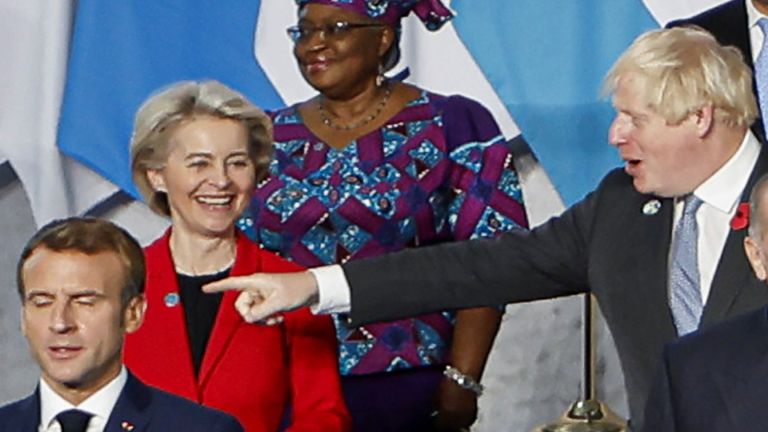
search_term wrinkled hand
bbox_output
[432,378,478,432]
[203,272,319,324]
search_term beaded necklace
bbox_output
[317,84,392,131]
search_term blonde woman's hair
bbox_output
[603,26,757,128]
[130,80,272,216]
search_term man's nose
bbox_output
[608,115,628,146]
[49,301,76,333]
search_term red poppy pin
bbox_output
[731,202,750,230]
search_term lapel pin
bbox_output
[642,199,661,216]
[164,292,180,307]
[121,421,135,431]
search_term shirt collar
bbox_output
[747,0,766,28]
[694,130,761,214]
[39,366,127,429]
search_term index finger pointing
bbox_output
[202,275,255,293]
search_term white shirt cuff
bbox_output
[308,265,352,314]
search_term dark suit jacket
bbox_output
[667,0,766,142]
[343,144,768,429]
[642,306,768,432]
[0,371,243,432]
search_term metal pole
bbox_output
[531,294,627,432]
[583,293,593,401]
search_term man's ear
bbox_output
[123,294,147,334]
[146,169,167,193]
[692,103,714,138]
[745,236,767,280]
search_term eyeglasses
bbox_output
[286,21,385,43]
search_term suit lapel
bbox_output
[104,373,150,432]
[701,227,751,326]
[702,144,768,326]
[197,233,257,389]
[147,231,198,394]
[619,192,677,333]
[646,196,674,325]
[16,389,42,432]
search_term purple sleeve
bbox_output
[436,94,505,148]
[435,95,529,240]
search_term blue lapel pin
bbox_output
[164,292,180,307]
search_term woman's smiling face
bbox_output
[148,115,255,238]
[292,4,393,98]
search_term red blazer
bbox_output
[124,230,350,432]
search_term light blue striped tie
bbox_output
[756,18,768,131]
[669,194,704,336]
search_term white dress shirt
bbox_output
[747,0,768,62]
[312,132,762,315]
[310,265,351,314]
[670,131,760,304]
[38,367,127,432]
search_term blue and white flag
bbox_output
[57,0,732,213]
[0,0,116,226]
[58,0,284,198]
[0,0,731,226]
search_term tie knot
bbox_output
[683,194,704,216]
[56,409,93,432]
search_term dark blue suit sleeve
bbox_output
[210,413,245,432]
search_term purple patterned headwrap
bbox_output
[295,0,454,30]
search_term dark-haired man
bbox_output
[0,218,243,432]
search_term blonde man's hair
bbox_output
[130,80,273,216]
[603,26,757,128]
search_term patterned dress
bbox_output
[240,89,528,376]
